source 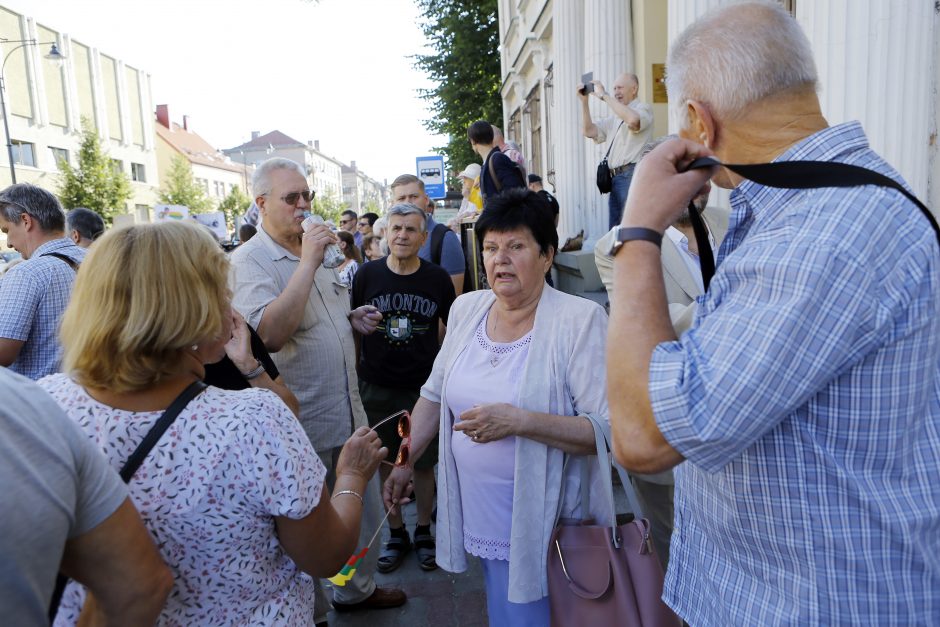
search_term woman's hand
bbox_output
[223,309,255,373]
[336,426,387,482]
[382,465,414,515]
[454,403,520,443]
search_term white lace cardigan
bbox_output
[420,286,613,603]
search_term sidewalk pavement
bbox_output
[324,499,488,627]
[323,474,634,626]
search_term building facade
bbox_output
[223,131,345,203]
[154,104,251,208]
[342,160,387,214]
[0,5,158,218]
[498,0,940,244]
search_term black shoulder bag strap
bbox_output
[118,380,207,481]
[683,157,939,292]
[602,122,624,164]
[48,380,207,619]
[41,252,79,272]
[429,222,448,267]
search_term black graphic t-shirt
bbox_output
[351,258,456,389]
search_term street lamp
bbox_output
[0,39,67,184]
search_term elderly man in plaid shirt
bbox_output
[607,3,940,625]
[0,184,85,379]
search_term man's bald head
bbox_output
[666,0,817,129]
[612,73,639,103]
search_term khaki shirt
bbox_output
[229,226,367,452]
[592,99,654,168]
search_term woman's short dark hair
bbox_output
[475,188,558,257]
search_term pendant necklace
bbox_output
[489,309,501,368]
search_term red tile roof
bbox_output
[155,120,248,174]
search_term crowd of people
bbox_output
[1,2,939,626]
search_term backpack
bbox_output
[429,222,478,293]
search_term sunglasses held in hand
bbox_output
[370,410,411,466]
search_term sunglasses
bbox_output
[274,189,314,205]
[357,221,370,227]
[371,410,411,466]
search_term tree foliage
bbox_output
[158,155,212,213]
[413,0,502,176]
[218,185,251,230]
[313,192,348,225]
[57,117,132,224]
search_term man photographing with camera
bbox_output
[578,73,653,228]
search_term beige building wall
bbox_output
[0,5,158,217]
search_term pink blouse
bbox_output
[446,312,532,561]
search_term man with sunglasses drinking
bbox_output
[230,157,406,620]
[351,202,456,573]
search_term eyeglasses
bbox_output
[371,410,411,466]
[269,189,314,205]
[339,217,354,224]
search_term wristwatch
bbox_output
[605,226,662,257]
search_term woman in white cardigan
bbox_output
[384,188,612,626]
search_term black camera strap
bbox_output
[684,157,938,291]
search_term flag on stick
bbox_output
[328,507,395,586]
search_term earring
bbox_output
[191,344,199,351]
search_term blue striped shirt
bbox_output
[649,122,940,624]
[0,238,84,379]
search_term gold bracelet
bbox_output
[331,489,363,504]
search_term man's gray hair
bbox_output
[666,0,818,129]
[387,203,428,232]
[0,183,66,232]
[252,157,306,199]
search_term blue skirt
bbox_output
[480,558,550,626]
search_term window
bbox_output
[110,159,123,174]
[131,162,146,182]
[49,147,69,169]
[525,83,542,180]
[11,141,36,167]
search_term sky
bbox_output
[9,0,446,184]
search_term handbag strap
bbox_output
[487,152,503,193]
[119,380,207,481]
[601,121,624,163]
[581,413,646,549]
[684,157,938,291]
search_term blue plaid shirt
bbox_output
[649,122,940,624]
[0,238,84,379]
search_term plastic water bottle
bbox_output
[301,212,346,269]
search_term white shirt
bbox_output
[665,224,717,294]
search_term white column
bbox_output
[798,0,935,204]
[551,0,587,241]
[61,35,79,133]
[582,0,634,240]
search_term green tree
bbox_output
[413,0,502,175]
[57,117,132,224]
[312,192,348,225]
[218,185,251,230]
[158,155,212,213]
[363,198,382,215]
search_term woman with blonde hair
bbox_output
[40,221,385,625]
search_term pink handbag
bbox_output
[547,414,680,626]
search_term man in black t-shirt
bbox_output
[351,202,456,575]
